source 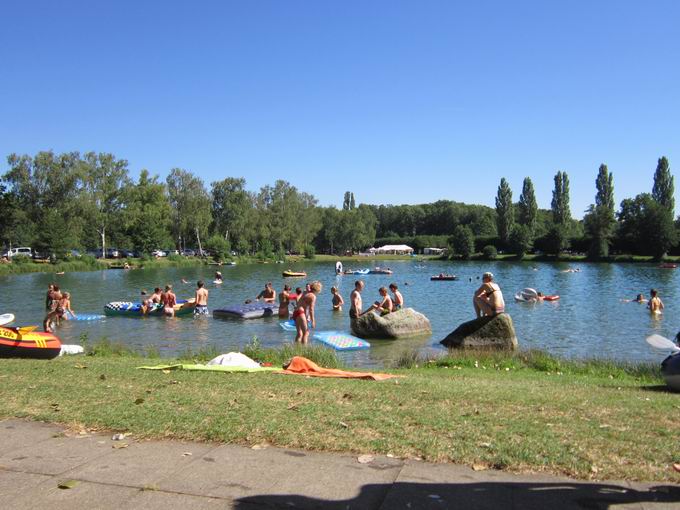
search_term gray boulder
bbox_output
[351,308,432,339]
[440,313,518,350]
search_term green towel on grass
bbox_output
[137,364,279,373]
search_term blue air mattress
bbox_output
[67,313,106,321]
[213,302,277,319]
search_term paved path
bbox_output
[0,419,678,509]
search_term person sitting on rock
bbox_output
[473,272,505,318]
[370,287,393,316]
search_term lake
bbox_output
[0,260,676,367]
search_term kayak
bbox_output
[0,326,62,359]
[282,271,307,278]
[104,300,195,317]
[430,275,457,281]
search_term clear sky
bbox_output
[1,1,678,217]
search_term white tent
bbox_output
[374,244,414,255]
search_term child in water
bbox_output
[331,287,344,311]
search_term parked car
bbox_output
[165,249,180,256]
[120,250,138,258]
[3,247,33,258]
[151,249,167,257]
[181,249,196,257]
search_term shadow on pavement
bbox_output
[234,481,680,509]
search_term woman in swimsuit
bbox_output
[278,285,292,318]
[163,285,177,317]
[331,287,344,311]
[648,289,664,314]
[473,272,505,318]
[293,281,322,344]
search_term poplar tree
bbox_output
[518,177,537,234]
[495,178,514,246]
[548,171,571,255]
[652,156,674,213]
[584,164,615,259]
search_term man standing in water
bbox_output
[473,272,505,318]
[194,281,209,316]
[349,280,365,320]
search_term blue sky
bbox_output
[1,1,678,217]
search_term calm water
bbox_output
[0,260,677,367]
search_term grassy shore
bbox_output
[0,344,676,482]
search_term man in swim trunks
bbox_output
[370,287,393,316]
[648,289,664,314]
[163,284,177,317]
[349,280,365,319]
[389,283,403,311]
[256,282,276,303]
[293,281,322,344]
[194,281,209,316]
[473,272,505,318]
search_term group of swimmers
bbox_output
[140,281,210,317]
[348,281,404,319]
[623,289,665,314]
[43,284,75,332]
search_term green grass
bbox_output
[0,345,677,482]
[0,258,106,276]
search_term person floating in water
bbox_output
[214,271,223,283]
[331,286,344,311]
[194,281,209,316]
[389,283,403,310]
[473,272,505,318]
[293,281,322,344]
[648,289,664,314]
[622,293,647,303]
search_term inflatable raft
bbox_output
[282,270,307,278]
[343,269,369,275]
[104,300,194,317]
[368,269,393,275]
[430,275,457,281]
[213,302,278,319]
[0,326,62,359]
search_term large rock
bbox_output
[440,313,518,350]
[351,308,432,339]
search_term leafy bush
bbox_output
[482,245,498,260]
[304,244,316,259]
[167,253,183,262]
[205,234,231,261]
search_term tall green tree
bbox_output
[495,178,514,246]
[343,191,352,211]
[617,193,677,259]
[451,224,475,259]
[211,177,252,252]
[349,192,356,210]
[584,164,616,259]
[166,169,211,252]
[123,170,172,254]
[652,156,674,213]
[81,152,130,257]
[548,171,571,255]
[518,177,538,234]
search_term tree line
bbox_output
[0,151,676,260]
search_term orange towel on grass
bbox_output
[279,356,398,381]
